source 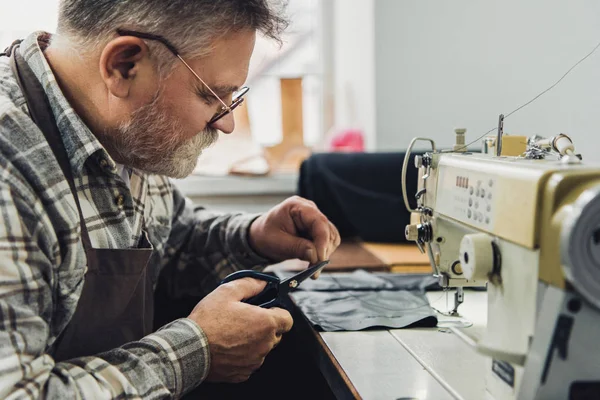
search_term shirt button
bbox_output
[115,194,125,207]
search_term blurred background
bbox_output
[4,0,600,211]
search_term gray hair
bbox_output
[55,0,288,70]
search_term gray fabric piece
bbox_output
[276,270,441,291]
[282,271,439,331]
[291,289,437,331]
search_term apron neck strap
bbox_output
[7,44,93,253]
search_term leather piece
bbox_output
[291,289,437,332]
[285,271,439,331]
[277,270,440,291]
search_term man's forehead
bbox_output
[191,30,255,91]
[200,30,255,66]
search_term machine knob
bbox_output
[405,223,432,243]
[459,233,494,281]
[406,224,419,241]
[414,154,432,169]
[414,156,423,169]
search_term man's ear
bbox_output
[99,37,151,98]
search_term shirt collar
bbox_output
[20,31,114,175]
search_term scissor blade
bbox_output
[280,260,330,290]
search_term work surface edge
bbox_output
[313,291,489,400]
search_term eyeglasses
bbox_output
[116,29,249,125]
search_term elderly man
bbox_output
[0,0,340,398]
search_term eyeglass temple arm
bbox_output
[115,29,230,111]
[175,55,230,111]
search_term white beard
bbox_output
[108,93,219,178]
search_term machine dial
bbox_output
[405,223,432,243]
[414,155,423,169]
[459,233,494,281]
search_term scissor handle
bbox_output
[220,270,278,284]
[220,270,281,308]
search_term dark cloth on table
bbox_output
[297,152,422,243]
[276,270,439,332]
[277,270,440,291]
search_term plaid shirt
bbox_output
[0,32,268,399]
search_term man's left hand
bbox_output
[249,196,341,266]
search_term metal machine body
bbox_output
[403,132,600,399]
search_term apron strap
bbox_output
[0,39,23,57]
[6,44,93,254]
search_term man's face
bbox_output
[104,30,256,178]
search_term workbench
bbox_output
[313,290,488,399]
[182,279,490,400]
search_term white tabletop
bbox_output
[320,290,489,400]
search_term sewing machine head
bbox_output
[402,129,600,399]
[402,130,600,300]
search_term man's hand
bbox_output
[188,278,293,383]
[249,196,341,266]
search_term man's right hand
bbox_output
[187,277,294,383]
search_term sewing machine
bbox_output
[402,127,600,399]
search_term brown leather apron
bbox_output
[5,42,155,361]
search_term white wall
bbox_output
[0,0,58,47]
[374,0,600,161]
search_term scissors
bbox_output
[220,260,330,308]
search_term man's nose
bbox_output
[211,112,235,134]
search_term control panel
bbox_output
[436,167,497,229]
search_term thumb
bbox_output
[222,277,268,301]
[279,234,318,263]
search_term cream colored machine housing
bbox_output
[403,135,600,399]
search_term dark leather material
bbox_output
[285,271,439,331]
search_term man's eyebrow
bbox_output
[194,83,241,98]
[211,85,240,96]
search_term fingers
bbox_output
[231,357,267,382]
[268,307,294,334]
[237,359,266,380]
[311,222,338,280]
[289,204,330,262]
[279,235,318,264]
[289,197,341,263]
[329,220,341,252]
[221,277,268,301]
